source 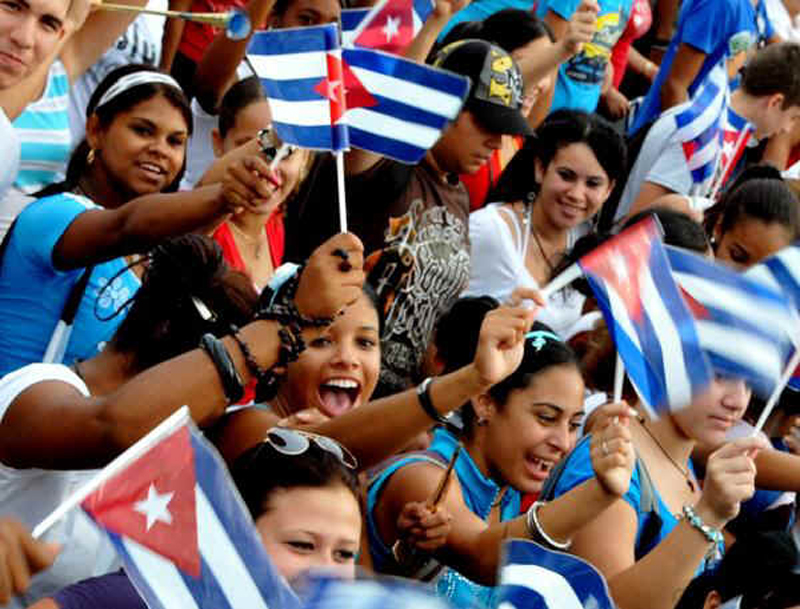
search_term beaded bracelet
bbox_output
[526,501,571,551]
[199,333,244,404]
[682,505,723,563]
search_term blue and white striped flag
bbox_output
[248,24,469,163]
[745,242,800,390]
[248,24,350,151]
[341,8,370,46]
[579,217,712,418]
[302,574,454,609]
[79,408,301,609]
[667,246,798,397]
[496,539,614,609]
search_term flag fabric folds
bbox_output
[248,24,469,163]
[302,575,454,609]
[667,60,753,196]
[348,0,435,55]
[496,539,615,609]
[578,217,712,417]
[80,408,301,609]
[745,242,800,390]
[667,246,797,397]
[340,46,469,163]
[248,24,349,151]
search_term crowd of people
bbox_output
[0,0,799,606]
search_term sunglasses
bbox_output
[264,427,358,470]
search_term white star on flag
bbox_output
[610,252,629,283]
[382,14,400,43]
[134,484,174,531]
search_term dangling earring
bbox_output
[525,191,536,204]
[86,149,96,165]
[476,417,488,427]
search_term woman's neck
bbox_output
[529,197,565,244]
[464,432,508,494]
[229,212,268,238]
[636,413,695,468]
[78,166,129,209]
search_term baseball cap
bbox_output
[432,39,533,136]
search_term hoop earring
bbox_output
[475,417,488,427]
[87,149,96,165]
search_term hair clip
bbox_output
[525,330,561,351]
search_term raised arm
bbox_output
[659,43,706,112]
[0,233,365,471]
[52,154,278,270]
[373,403,636,585]
[568,437,765,609]
[159,0,193,72]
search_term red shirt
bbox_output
[177,0,249,63]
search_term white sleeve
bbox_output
[463,207,522,303]
[0,108,20,200]
[0,364,89,423]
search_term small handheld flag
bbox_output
[35,408,302,609]
[578,217,712,417]
[496,539,615,609]
[667,245,797,398]
[348,0,435,55]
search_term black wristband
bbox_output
[199,333,244,404]
[416,378,448,425]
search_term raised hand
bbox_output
[294,233,365,321]
[221,154,283,215]
[472,289,541,388]
[562,0,599,56]
[695,436,767,528]
[589,401,635,497]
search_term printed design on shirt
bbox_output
[366,199,470,391]
[729,30,755,55]
[563,7,627,85]
[95,276,133,313]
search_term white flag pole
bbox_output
[539,263,582,301]
[613,352,625,403]
[32,407,191,539]
[751,348,800,435]
[335,152,348,233]
[268,143,294,172]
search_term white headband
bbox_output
[95,72,183,112]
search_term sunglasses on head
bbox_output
[264,427,358,470]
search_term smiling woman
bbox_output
[464,109,626,338]
[0,64,282,376]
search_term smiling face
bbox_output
[87,92,189,199]
[534,143,614,230]
[481,364,585,494]
[714,216,795,270]
[0,0,66,89]
[672,377,751,447]
[255,484,361,585]
[279,292,381,418]
[214,99,272,155]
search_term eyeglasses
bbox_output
[264,427,358,470]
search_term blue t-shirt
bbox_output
[366,428,520,609]
[54,571,145,609]
[0,194,140,376]
[550,438,723,572]
[629,0,756,135]
[536,0,633,113]
[437,0,535,40]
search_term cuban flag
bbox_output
[667,246,797,397]
[745,243,800,390]
[248,24,349,151]
[341,8,370,47]
[579,217,712,417]
[302,574,454,609]
[496,539,614,609]
[249,24,469,164]
[668,60,753,196]
[79,408,301,609]
[347,0,435,55]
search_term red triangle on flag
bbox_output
[353,0,415,55]
[679,285,710,320]
[82,425,201,577]
[314,54,377,124]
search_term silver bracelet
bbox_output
[526,501,571,550]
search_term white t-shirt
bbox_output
[0,364,119,608]
[0,109,20,200]
[464,203,586,337]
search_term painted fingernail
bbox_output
[332,248,349,261]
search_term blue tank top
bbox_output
[366,428,521,609]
